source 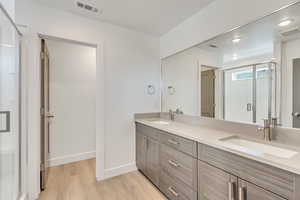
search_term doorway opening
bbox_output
[200,65,217,118]
[40,36,97,190]
[293,58,300,128]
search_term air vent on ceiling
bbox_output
[76,1,99,13]
[209,44,218,48]
[280,27,300,37]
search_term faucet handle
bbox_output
[271,118,282,126]
[175,108,183,114]
[262,119,271,126]
[257,126,265,131]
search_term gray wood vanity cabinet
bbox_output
[136,122,197,200]
[198,160,238,200]
[135,122,300,200]
[198,143,298,200]
[198,159,286,200]
[136,133,147,172]
[145,137,160,185]
[136,123,159,186]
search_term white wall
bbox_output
[160,0,297,58]
[161,47,221,116]
[0,0,14,19]
[16,0,161,199]
[46,40,96,166]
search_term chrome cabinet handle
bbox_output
[239,186,246,200]
[228,181,235,200]
[146,138,148,149]
[168,160,180,168]
[168,186,179,197]
[168,139,179,145]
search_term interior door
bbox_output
[40,39,51,190]
[293,58,300,128]
[224,66,253,123]
[201,69,215,118]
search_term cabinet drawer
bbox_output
[160,144,197,190]
[136,123,159,140]
[160,131,197,157]
[198,143,295,200]
[159,170,197,200]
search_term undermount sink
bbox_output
[220,136,299,159]
[147,119,171,125]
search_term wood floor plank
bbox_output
[39,159,167,200]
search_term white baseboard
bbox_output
[48,151,96,166]
[97,163,137,180]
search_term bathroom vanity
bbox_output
[135,117,300,200]
[144,2,300,199]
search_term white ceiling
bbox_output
[36,0,215,36]
[197,2,300,65]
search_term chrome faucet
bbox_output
[258,119,272,141]
[169,109,175,121]
[175,108,183,115]
[169,108,183,121]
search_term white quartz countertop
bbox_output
[135,118,300,175]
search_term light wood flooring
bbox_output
[39,158,167,200]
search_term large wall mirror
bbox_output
[161,2,300,128]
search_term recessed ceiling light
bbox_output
[232,38,241,43]
[278,19,293,27]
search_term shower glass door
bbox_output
[224,66,253,123]
[256,64,273,124]
[0,5,21,200]
[223,63,275,125]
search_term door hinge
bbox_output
[40,51,45,60]
[40,107,45,116]
[40,163,45,171]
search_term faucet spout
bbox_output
[258,119,272,141]
[169,108,183,121]
[169,109,175,121]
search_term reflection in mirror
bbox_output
[161,2,300,128]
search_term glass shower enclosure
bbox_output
[223,62,276,125]
[0,3,22,200]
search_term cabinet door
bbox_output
[198,160,238,200]
[238,179,286,200]
[136,133,147,172]
[146,137,160,186]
